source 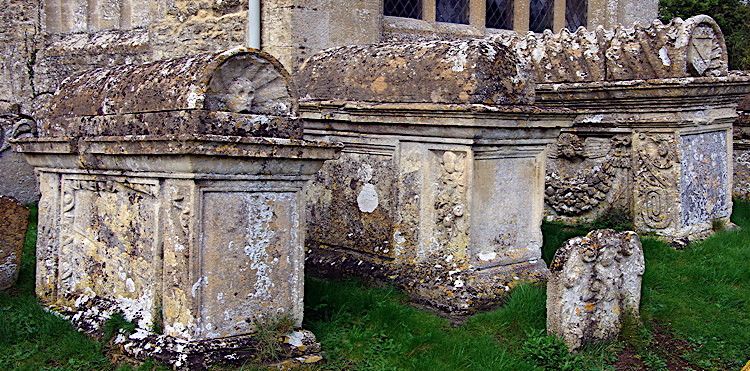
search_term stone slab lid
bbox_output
[44,48,299,138]
[296,39,534,106]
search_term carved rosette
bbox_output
[545,134,631,216]
[633,133,679,230]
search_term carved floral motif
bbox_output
[169,186,192,238]
[634,133,678,229]
[434,151,467,243]
[545,134,631,216]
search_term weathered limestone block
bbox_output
[15,48,339,366]
[299,41,575,313]
[262,0,382,72]
[588,0,659,30]
[547,229,644,351]
[493,15,728,84]
[0,0,38,105]
[0,195,29,290]
[297,39,534,106]
[538,74,750,241]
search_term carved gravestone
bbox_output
[0,107,38,203]
[547,229,644,350]
[0,195,29,290]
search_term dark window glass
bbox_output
[384,0,423,19]
[486,0,514,29]
[436,0,469,24]
[529,0,554,33]
[565,0,587,30]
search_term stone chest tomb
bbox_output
[494,16,750,241]
[297,39,575,313]
[14,48,340,350]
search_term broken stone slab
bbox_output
[492,15,729,84]
[0,195,29,290]
[547,229,644,351]
[297,39,575,313]
[538,74,750,241]
[14,48,340,365]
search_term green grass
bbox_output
[637,201,750,370]
[2,203,749,370]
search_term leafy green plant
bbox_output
[521,329,582,371]
[102,312,137,343]
[642,352,668,370]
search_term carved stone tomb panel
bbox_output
[545,133,633,219]
[58,175,160,329]
[733,147,750,200]
[426,149,472,262]
[197,190,303,339]
[36,172,62,302]
[679,131,730,226]
[632,132,680,231]
[161,179,198,339]
[470,154,542,268]
[305,152,397,258]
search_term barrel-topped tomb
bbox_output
[297,39,575,313]
[14,48,340,364]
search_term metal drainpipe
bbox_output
[248,0,261,49]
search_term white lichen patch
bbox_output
[357,184,379,213]
[659,46,672,66]
[478,251,497,261]
[244,196,276,300]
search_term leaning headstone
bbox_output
[0,195,29,290]
[547,229,644,351]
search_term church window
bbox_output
[436,0,470,24]
[566,0,588,30]
[529,0,554,33]
[384,0,423,19]
[485,0,514,30]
